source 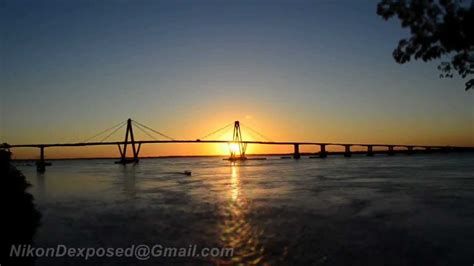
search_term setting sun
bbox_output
[228,143,240,154]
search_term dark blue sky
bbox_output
[1,0,472,154]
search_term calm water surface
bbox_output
[16,154,474,265]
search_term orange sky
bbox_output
[8,113,474,160]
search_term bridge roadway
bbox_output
[2,139,461,149]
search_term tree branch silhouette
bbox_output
[377,0,473,90]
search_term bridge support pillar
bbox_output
[406,146,414,155]
[387,145,395,156]
[344,145,351,157]
[36,146,47,172]
[135,143,142,162]
[117,118,140,164]
[424,147,432,154]
[319,144,327,158]
[228,121,247,161]
[293,144,301,159]
[366,145,374,156]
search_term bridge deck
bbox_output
[2,140,468,149]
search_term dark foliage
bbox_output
[1,149,41,266]
[377,0,474,90]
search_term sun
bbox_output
[229,143,240,154]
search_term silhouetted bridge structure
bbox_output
[1,118,472,172]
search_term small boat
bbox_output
[164,170,192,176]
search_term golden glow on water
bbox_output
[231,164,239,202]
[215,163,265,265]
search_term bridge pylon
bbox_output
[116,118,141,164]
[228,121,247,161]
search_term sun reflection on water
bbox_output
[215,163,266,265]
[231,164,239,202]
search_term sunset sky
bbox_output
[1,0,473,159]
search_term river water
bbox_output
[15,153,474,265]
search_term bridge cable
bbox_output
[80,120,127,143]
[240,129,259,142]
[239,127,268,142]
[98,122,127,142]
[131,120,175,140]
[199,122,234,140]
[240,123,274,142]
[133,123,160,140]
[214,126,234,141]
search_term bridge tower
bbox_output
[116,118,141,164]
[229,121,247,161]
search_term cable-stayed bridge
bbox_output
[1,118,472,172]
